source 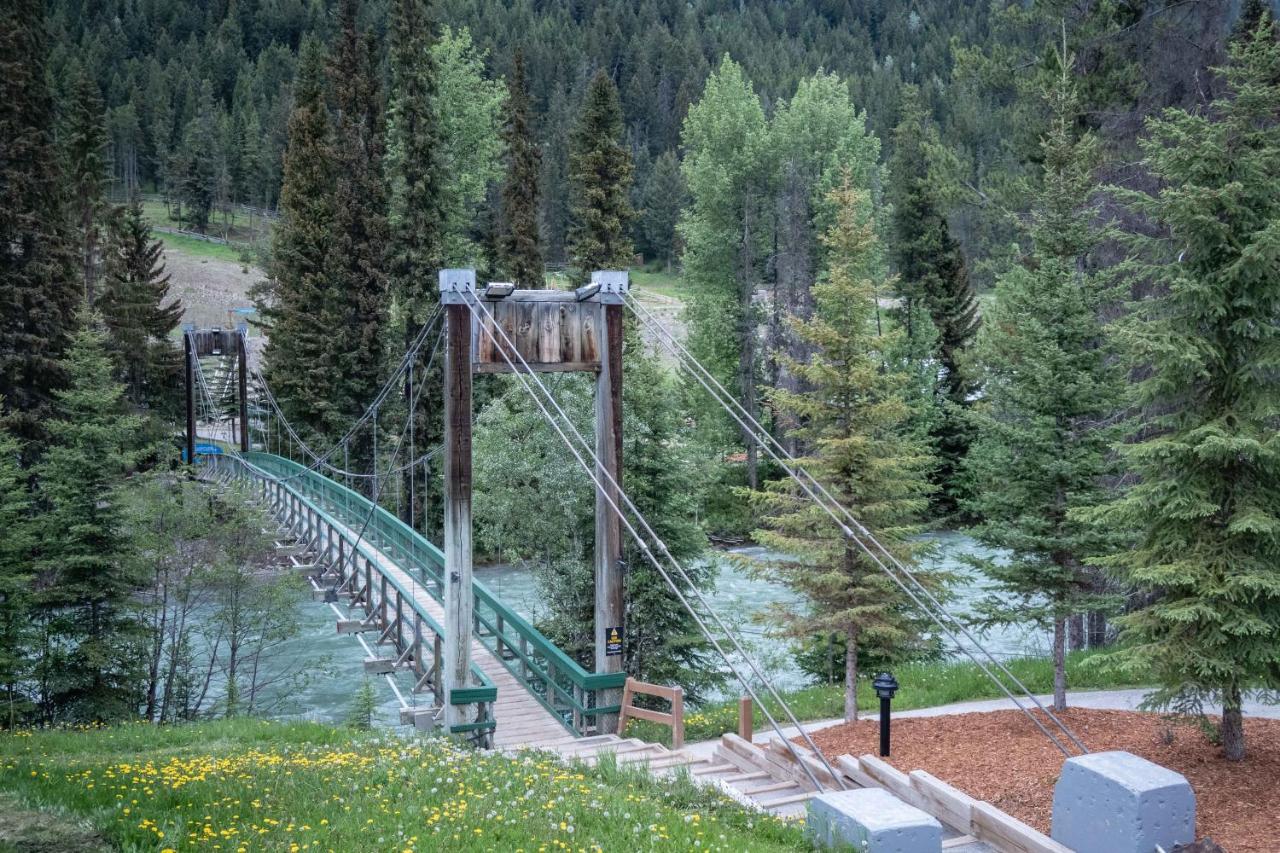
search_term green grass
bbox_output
[0,719,808,852]
[628,650,1144,746]
[156,231,245,264]
[630,268,685,300]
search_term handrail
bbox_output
[221,454,497,711]
[242,452,625,733]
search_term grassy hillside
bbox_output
[0,720,807,852]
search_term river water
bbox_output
[267,531,1049,724]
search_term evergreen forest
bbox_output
[2,0,1278,778]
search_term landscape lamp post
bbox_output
[873,671,900,757]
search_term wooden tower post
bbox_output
[440,269,477,734]
[183,324,195,464]
[593,271,627,733]
[236,325,249,452]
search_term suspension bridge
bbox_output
[180,269,1122,848]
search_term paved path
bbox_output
[682,688,1280,759]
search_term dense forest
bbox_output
[2,0,1278,768]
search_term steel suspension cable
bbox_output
[625,293,1088,757]
[250,306,443,482]
[460,293,844,791]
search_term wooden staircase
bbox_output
[525,733,820,818]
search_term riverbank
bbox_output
[627,649,1143,745]
[0,720,806,852]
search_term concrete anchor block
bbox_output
[806,787,942,852]
[1052,750,1195,853]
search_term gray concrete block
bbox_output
[1051,750,1195,853]
[806,787,942,852]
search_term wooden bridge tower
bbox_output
[438,269,628,734]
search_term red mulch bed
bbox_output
[799,708,1279,853]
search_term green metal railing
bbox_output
[241,452,625,736]
[218,453,497,740]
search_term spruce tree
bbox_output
[567,70,634,277]
[62,64,108,305]
[887,87,980,515]
[386,0,446,527]
[258,36,335,443]
[963,52,1124,711]
[753,176,940,723]
[0,420,34,727]
[99,201,184,413]
[32,319,150,722]
[1095,22,1280,760]
[0,0,80,452]
[323,0,389,468]
[499,49,545,287]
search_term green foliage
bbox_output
[98,201,184,415]
[61,62,107,303]
[472,356,722,699]
[0,720,807,851]
[679,57,771,475]
[259,36,335,445]
[568,70,634,278]
[963,52,1125,709]
[346,679,378,730]
[499,50,545,288]
[887,86,981,515]
[321,0,389,463]
[751,178,942,721]
[0,0,79,450]
[0,421,34,728]
[31,319,152,723]
[1090,23,1280,758]
[433,26,505,269]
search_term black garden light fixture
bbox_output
[873,671,900,757]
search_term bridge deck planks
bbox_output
[310,497,574,751]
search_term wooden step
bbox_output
[739,779,800,797]
[760,791,815,810]
[691,761,738,776]
[721,770,771,784]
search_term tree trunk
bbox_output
[844,626,859,723]
[1069,613,1085,651]
[1087,609,1108,648]
[1052,615,1067,712]
[739,197,758,490]
[1221,682,1245,761]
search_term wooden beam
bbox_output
[443,296,476,734]
[594,300,624,733]
[236,327,249,452]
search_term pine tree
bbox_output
[887,87,980,515]
[753,176,940,723]
[173,81,220,234]
[323,0,389,468]
[32,319,150,722]
[62,64,108,305]
[1094,21,1280,760]
[0,420,34,727]
[386,0,446,528]
[963,50,1124,712]
[567,70,633,277]
[99,201,184,413]
[0,0,80,452]
[635,150,684,270]
[499,49,545,288]
[258,36,335,443]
